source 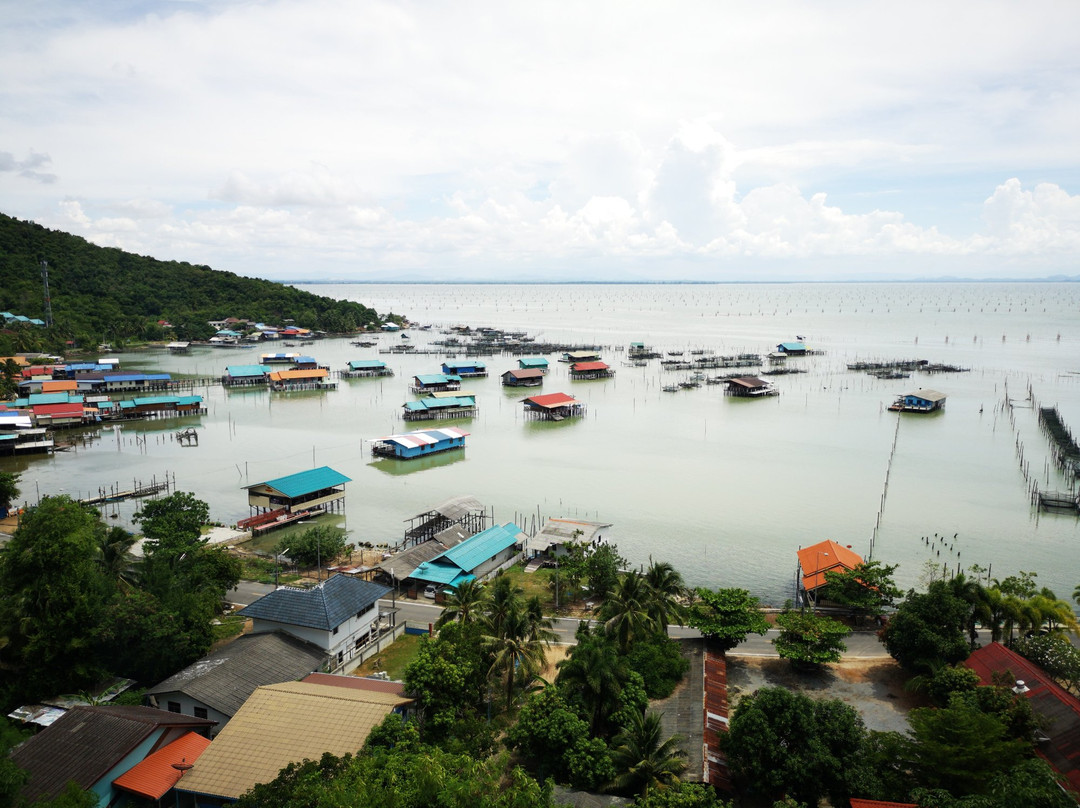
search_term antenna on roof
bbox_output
[40,261,54,328]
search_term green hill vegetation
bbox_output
[0,212,381,354]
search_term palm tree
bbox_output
[644,561,687,632]
[556,626,628,736]
[487,603,550,709]
[95,526,140,591]
[484,573,523,639]
[1028,590,1078,635]
[435,578,486,628]
[523,595,558,645]
[600,572,657,654]
[948,573,986,649]
[608,709,687,796]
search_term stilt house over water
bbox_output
[522,392,586,420]
[501,368,545,388]
[888,389,946,413]
[368,427,470,459]
[342,359,393,378]
[723,377,779,397]
[410,373,462,394]
[441,360,488,378]
[796,540,863,606]
[240,466,351,533]
[569,361,614,380]
[517,357,549,373]
[402,395,477,421]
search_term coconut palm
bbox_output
[487,603,550,709]
[947,573,986,649]
[601,572,658,654]
[435,578,486,628]
[556,625,628,736]
[95,525,140,591]
[644,561,687,632]
[483,573,523,639]
[1028,590,1079,635]
[523,595,558,645]
[608,709,687,796]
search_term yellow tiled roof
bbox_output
[176,681,410,800]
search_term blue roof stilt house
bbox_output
[240,466,351,533]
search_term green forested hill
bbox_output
[0,213,381,352]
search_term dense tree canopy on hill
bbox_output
[0,213,381,352]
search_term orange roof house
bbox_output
[112,731,211,802]
[797,539,863,594]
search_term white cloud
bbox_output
[3,1,1080,279]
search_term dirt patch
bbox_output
[540,643,572,682]
[726,655,927,734]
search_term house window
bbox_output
[332,626,339,635]
[356,611,363,619]
[193,706,208,719]
[167,701,181,713]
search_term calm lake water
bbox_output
[5,282,1080,606]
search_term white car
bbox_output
[423,584,438,599]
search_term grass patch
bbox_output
[212,613,247,643]
[353,633,423,681]
[236,555,301,586]
[499,563,584,615]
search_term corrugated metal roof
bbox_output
[905,389,946,402]
[414,373,458,385]
[348,359,387,369]
[523,392,578,408]
[404,396,475,411]
[238,574,390,631]
[10,706,214,801]
[442,360,486,370]
[726,377,769,389]
[28,392,78,405]
[438,522,524,573]
[301,672,406,696]
[175,682,409,800]
[225,364,271,377]
[571,361,609,371]
[112,732,211,800]
[518,357,548,367]
[371,427,470,448]
[778,342,806,351]
[146,631,327,717]
[504,369,545,379]
[104,374,171,382]
[268,368,327,381]
[251,465,351,498]
[31,403,84,417]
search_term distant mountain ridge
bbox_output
[0,213,380,348]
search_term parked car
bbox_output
[423,584,438,599]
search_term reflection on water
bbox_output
[5,282,1080,606]
[368,449,467,476]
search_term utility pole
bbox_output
[40,261,54,327]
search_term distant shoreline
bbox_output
[285,277,1080,286]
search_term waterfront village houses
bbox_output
[238,575,391,670]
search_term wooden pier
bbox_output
[80,476,172,506]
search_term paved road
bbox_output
[378,597,896,656]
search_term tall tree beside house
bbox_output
[685,587,769,653]
[643,561,687,632]
[607,709,688,797]
[724,686,868,807]
[0,471,19,514]
[0,496,114,702]
[435,578,487,628]
[818,560,902,624]
[601,572,659,655]
[773,608,851,668]
[881,579,971,673]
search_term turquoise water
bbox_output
[5,282,1079,606]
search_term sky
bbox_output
[3,0,1080,282]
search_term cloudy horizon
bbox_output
[3,1,1080,282]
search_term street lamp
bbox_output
[276,548,290,588]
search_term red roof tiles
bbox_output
[796,540,863,591]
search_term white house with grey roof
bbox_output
[145,630,325,737]
[238,574,391,669]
